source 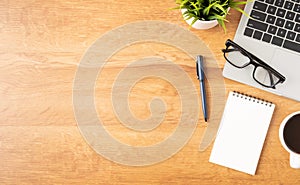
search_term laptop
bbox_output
[223,0,300,101]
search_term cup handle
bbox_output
[290,153,300,169]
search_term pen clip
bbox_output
[196,62,200,80]
[196,55,204,81]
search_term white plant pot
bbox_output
[181,9,219,30]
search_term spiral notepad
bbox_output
[209,91,275,175]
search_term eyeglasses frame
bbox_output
[222,39,286,89]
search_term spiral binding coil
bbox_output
[232,91,273,107]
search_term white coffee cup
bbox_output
[279,111,300,169]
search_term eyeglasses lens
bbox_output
[254,66,280,87]
[225,46,251,67]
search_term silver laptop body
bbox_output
[223,0,300,101]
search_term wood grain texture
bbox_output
[1,0,300,184]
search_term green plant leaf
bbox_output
[181,0,189,5]
[229,0,252,6]
[213,4,227,14]
[169,7,180,10]
[218,19,227,33]
[204,2,218,16]
[190,2,199,10]
[208,14,227,21]
[234,7,252,19]
[191,17,198,25]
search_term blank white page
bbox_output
[209,91,275,175]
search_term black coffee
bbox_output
[283,114,300,154]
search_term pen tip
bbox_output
[205,118,207,122]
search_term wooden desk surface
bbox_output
[1,0,300,184]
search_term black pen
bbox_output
[196,55,208,122]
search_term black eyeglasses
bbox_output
[222,39,286,89]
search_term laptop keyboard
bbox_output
[243,0,300,53]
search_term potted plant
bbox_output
[174,0,249,31]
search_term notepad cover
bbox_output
[209,91,275,175]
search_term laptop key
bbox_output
[274,0,284,7]
[283,40,300,52]
[285,11,296,20]
[247,19,268,31]
[268,25,278,34]
[286,31,296,40]
[276,8,286,17]
[253,1,268,11]
[251,10,267,21]
[295,24,300,32]
[285,21,295,30]
[267,15,276,24]
[284,1,294,10]
[277,28,287,37]
[267,5,277,14]
[296,34,300,42]
[262,33,272,42]
[253,30,263,40]
[296,14,300,23]
[294,4,300,13]
[265,0,275,4]
[272,36,284,46]
[275,18,285,27]
[244,27,254,37]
